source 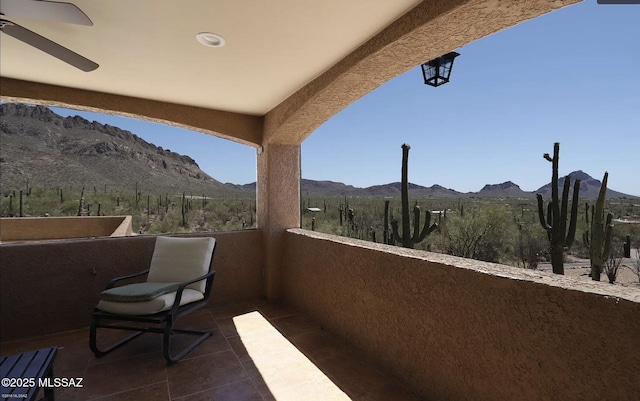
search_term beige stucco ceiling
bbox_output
[0,0,422,116]
[0,0,580,146]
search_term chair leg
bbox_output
[90,315,212,364]
[162,321,212,365]
[90,317,145,357]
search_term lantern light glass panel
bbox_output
[421,52,459,87]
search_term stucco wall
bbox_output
[257,143,301,299]
[0,216,134,242]
[0,230,263,341]
[283,229,640,401]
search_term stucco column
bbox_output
[257,143,300,300]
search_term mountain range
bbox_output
[0,103,635,199]
[297,173,632,198]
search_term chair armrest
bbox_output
[170,270,216,315]
[105,269,150,290]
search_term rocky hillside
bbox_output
[534,170,629,199]
[0,103,237,195]
[476,181,530,198]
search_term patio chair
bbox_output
[90,236,216,364]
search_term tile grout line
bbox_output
[217,302,272,400]
[164,354,172,401]
[89,381,168,401]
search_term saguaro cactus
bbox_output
[583,172,613,281]
[383,200,391,245]
[77,186,86,216]
[181,192,187,227]
[536,142,580,275]
[390,144,437,249]
[623,235,631,259]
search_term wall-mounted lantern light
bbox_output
[421,52,460,87]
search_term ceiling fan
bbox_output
[0,0,99,72]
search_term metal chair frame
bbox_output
[90,242,216,365]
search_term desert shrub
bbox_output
[604,237,625,284]
[434,205,516,263]
[516,222,547,269]
[476,205,518,263]
[434,211,478,258]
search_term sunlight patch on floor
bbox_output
[232,311,351,400]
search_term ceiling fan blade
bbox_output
[1,20,98,72]
[0,0,93,26]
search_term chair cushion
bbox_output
[96,289,204,315]
[147,236,215,293]
[100,282,182,302]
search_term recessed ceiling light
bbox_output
[196,32,225,48]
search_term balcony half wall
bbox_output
[0,216,135,242]
[283,228,640,401]
[0,230,263,341]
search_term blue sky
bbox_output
[52,1,639,196]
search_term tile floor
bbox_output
[1,301,419,400]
